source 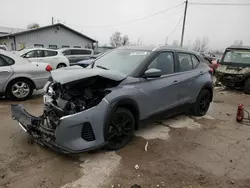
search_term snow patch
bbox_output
[61,152,121,188]
[135,123,170,140]
[160,115,202,129]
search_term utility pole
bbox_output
[180,0,188,47]
[52,17,54,25]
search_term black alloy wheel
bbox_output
[192,89,211,116]
[106,108,135,150]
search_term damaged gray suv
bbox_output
[11,46,213,153]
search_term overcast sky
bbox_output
[1,0,250,50]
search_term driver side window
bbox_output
[147,52,174,75]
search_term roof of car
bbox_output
[227,46,250,50]
[57,48,93,51]
[117,45,199,54]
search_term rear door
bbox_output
[138,51,182,117]
[62,49,73,63]
[43,50,58,68]
[71,49,93,63]
[176,52,203,104]
[0,54,13,92]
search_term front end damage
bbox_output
[215,65,250,87]
[11,69,125,153]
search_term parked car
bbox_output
[11,46,213,153]
[215,46,250,93]
[73,51,110,67]
[0,50,51,100]
[0,45,7,51]
[58,48,94,64]
[202,55,219,73]
[18,48,70,69]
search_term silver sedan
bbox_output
[0,50,51,100]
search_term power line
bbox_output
[190,2,250,6]
[167,16,183,39]
[67,2,184,28]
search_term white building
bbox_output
[0,23,96,51]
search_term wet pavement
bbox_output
[0,88,250,188]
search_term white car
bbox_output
[18,48,70,69]
[57,48,93,64]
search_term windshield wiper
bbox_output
[96,65,109,70]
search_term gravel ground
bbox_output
[1,88,250,188]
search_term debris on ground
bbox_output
[213,100,224,103]
[144,142,149,152]
[1,174,6,179]
[230,180,235,184]
[230,160,233,163]
[161,181,165,187]
[134,164,139,170]
[247,138,250,140]
[131,184,142,188]
[226,113,231,116]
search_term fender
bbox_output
[103,97,140,140]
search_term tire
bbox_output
[191,89,211,116]
[6,78,34,101]
[244,78,250,94]
[105,107,135,150]
[56,63,66,69]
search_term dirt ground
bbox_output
[1,88,250,188]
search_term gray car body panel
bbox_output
[51,66,127,84]
[0,50,50,93]
[11,46,213,153]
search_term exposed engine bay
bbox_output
[43,76,121,129]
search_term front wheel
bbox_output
[106,108,135,150]
[191,89,211,116]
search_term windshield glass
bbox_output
[92,49,151,75]
[223,50,250,64]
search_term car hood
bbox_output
[50,66,127,84]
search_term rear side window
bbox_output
[1,55,14,65]
[62,45,70,48]
[71,49,92,55]
[191,55,200,68]
[178,53,193,72]
[44,50,57,57]
[34,44,44,48]
[0,56,7,66]
[74,46,81,48]
[24,50,44,58]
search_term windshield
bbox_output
[92,49,151,75]
[223,50,250,64]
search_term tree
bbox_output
[192,37,209,53]
[27,23,40,29]
[110,32,129,47]
[233,40,243,46]
[172,40,179,47]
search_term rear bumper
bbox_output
[11,99,111,153]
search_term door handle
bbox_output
[0,71,10,73]
[172,80,179,85]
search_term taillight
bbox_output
[209,67,214,75]
[46,65,53,72]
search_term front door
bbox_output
[0,55,13,92]
[137,51,181,118]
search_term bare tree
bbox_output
[172,40,179,47]
[27,23,40,29]
[233,40,243,46]
[193,37,209,53]
[110,32,129,47]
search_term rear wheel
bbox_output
[106,108,135,150]
[7,79,34,101]
[244,78,250,94]
[56,63,66,69]
[191,89,211,116]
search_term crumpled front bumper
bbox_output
[215,72,245,87]
[11,98,111,154]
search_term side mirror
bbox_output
[144,68,162,78]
